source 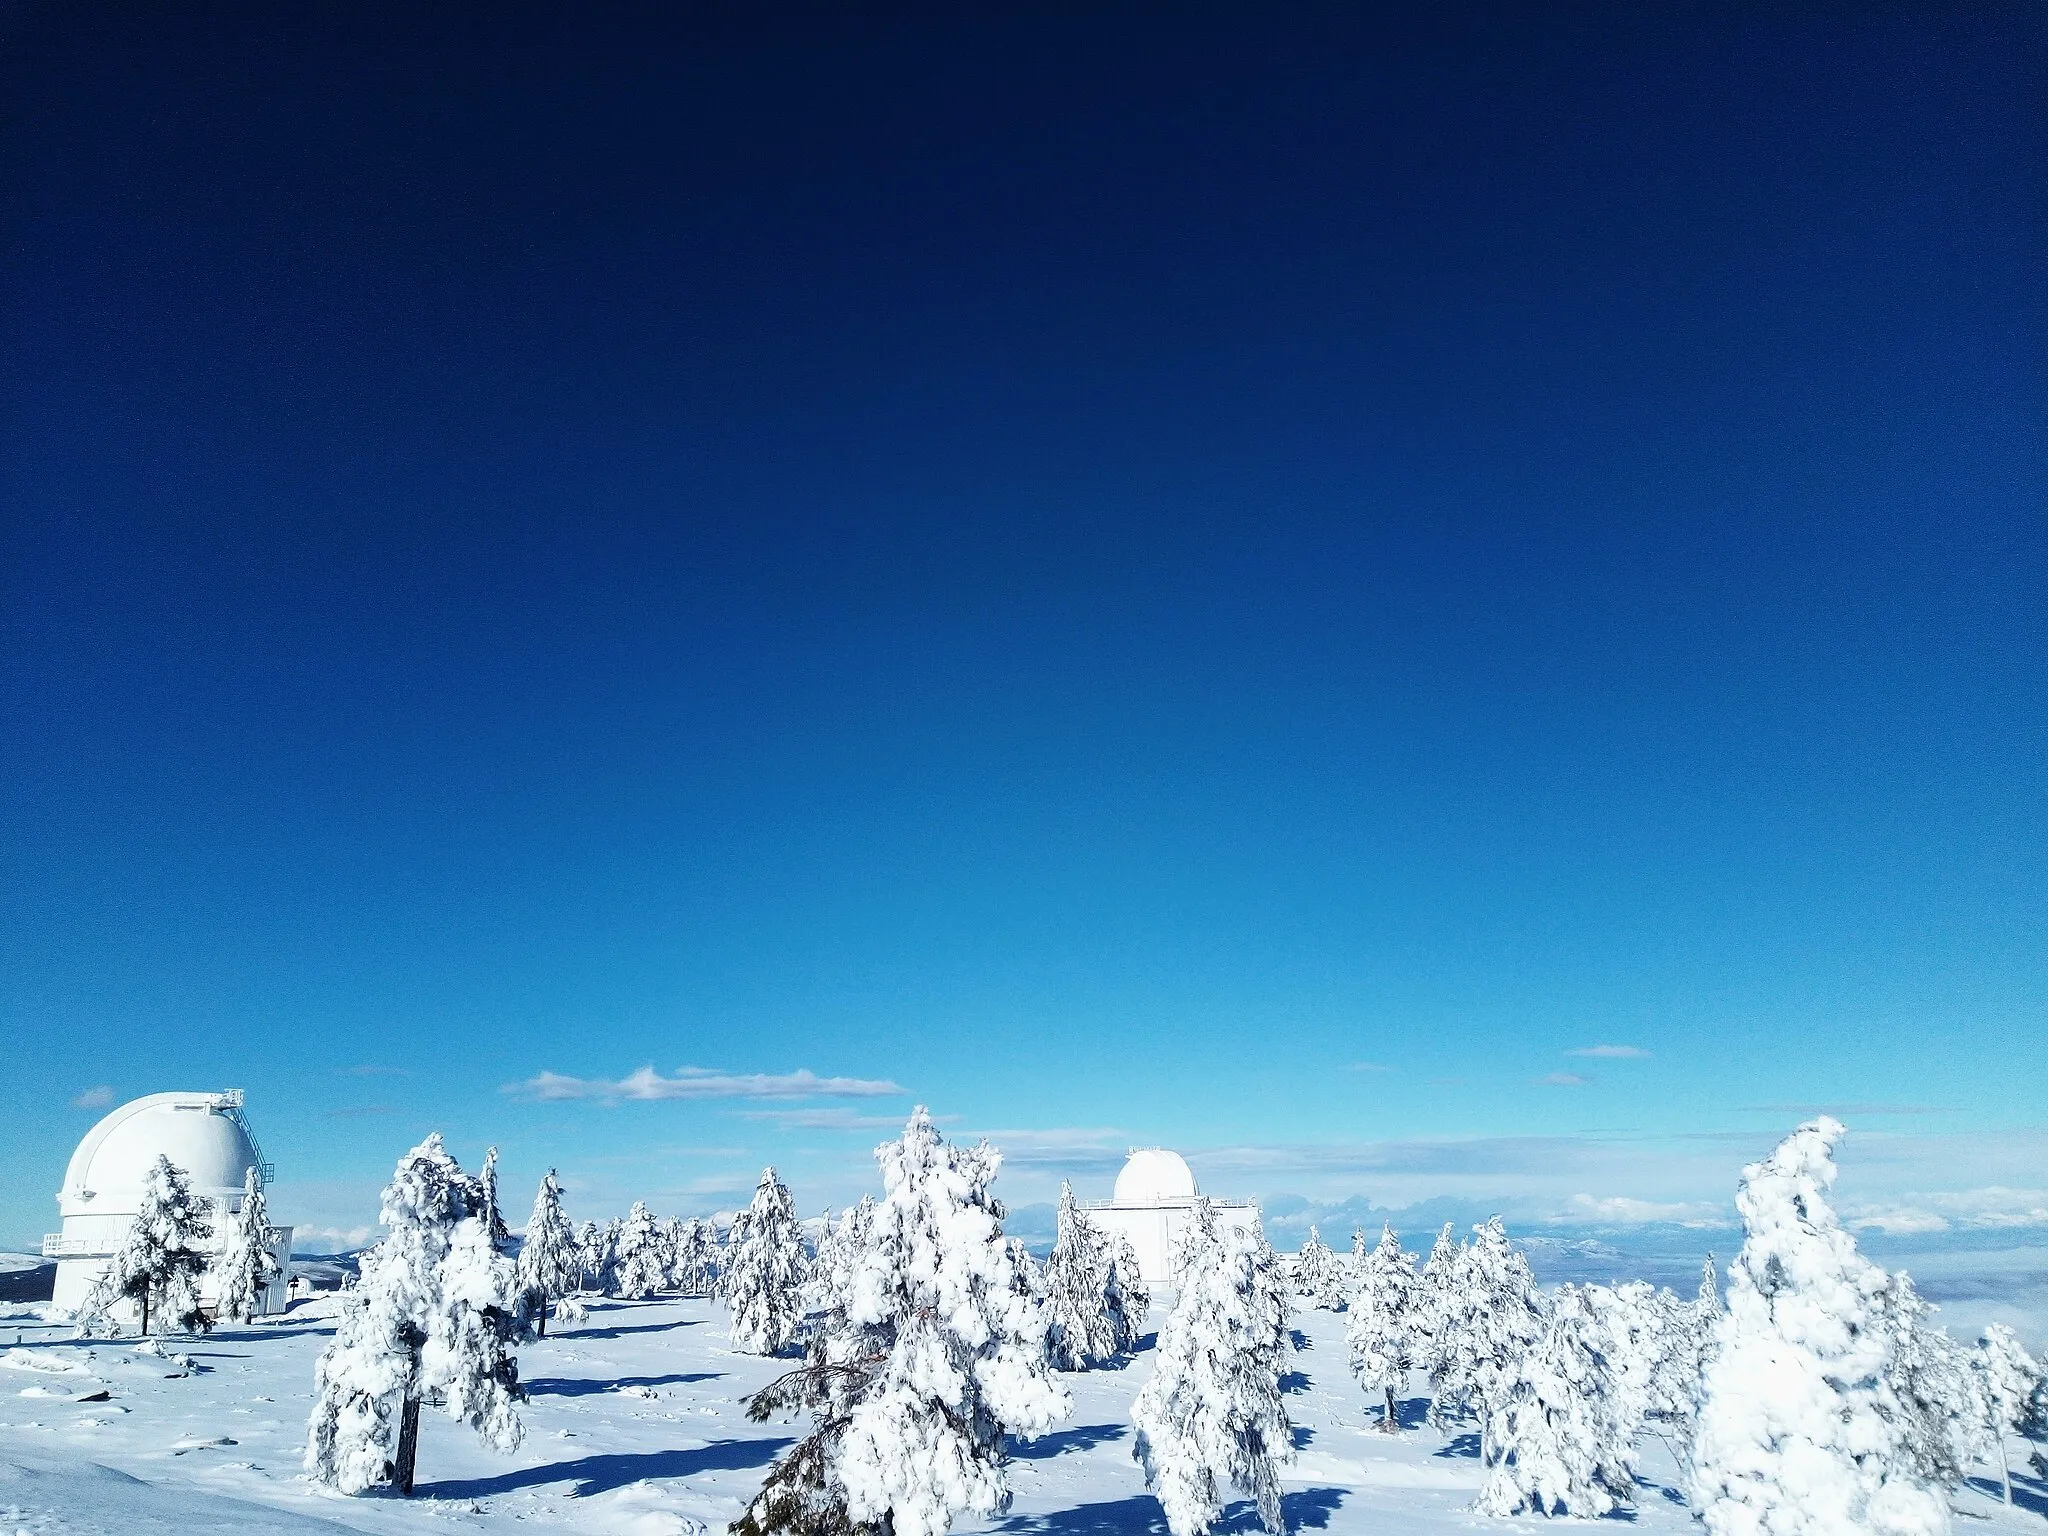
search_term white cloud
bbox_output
[1563,1193,1729,1227]
[1568,1045,1649,1059]
[506,1065,904,1103]
[1844,1186,2048,1233]
[1534,1072,1592,1087]
[71,1085,114,1110]
[293,1224,375,1251]
[963,1126,1130,1165]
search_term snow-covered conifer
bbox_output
[674,1216,722,1297]
[77,1154,214,1337]
[1042,1181,1121,1370]
[1106,1229,1151,1355]
[574,1220,606,1292]
[1294,1227,1343,1311]
[1345,1224,1417,1430]
[305,1134,523,1496]
[213,1165,281,1324]
[1587,1281,1676,1465]
[614,1201,667,1299]
[1131,1199,1294,1536]
[1431,1217,1540,1439]
[736,1110,1068,1536]
[1689,1118,1948,1536]
[1879,1273,1984,1495]
[1414,1222,1462,1425]
[1477,1283,1634,1517]
[478,1146,513,1254]
[1973,1324,2042,1504]
[515,1170,579,1337]
[727,1166,810,1356]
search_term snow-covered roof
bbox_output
[58,1091,268,1218]
[1111,1147,1199,1206]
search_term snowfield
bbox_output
[1,1296,2040,1535]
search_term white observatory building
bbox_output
[1086,1148,1259,1287]
[45,1090,292,1318]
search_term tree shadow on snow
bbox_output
[997,1493,1168,1536]
[1218,1489,1345,1532]
[524,1371,722,1398]
[1288,1330,1312,1352]
[1989,1468,2048,1517]
[1278,1370,1311,1395]
[1389,1395,1432,1431]
[1008,1423,1127,1459]
[1433,1431,1480,1459]
[421,1436,792,1501]
[568,1318,703,1341]
[1290,1425,1315,1452]
[996,1487,1343,1536]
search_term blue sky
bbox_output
[2,5,2043,1255]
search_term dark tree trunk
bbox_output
[393,1395,422,1495]
[139,1293,150,1338]
[537,1300,548,1339]
[1383,1385,1398,1431]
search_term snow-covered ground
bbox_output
[0,1297,2040,1535]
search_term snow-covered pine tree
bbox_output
[801,1196,875,1329]
[614,1201,667,1299]
[676,1216,723,1297]
[1973,1324,2043,1504]
[1043,1181,1121,1370]
[1433,1217,1541,1444]
[1131,1199,1294,1536]
[1689,1117,1948,1536]
[1879,1273,1985,1497]
[305,1134,523,1496]
[1345,1223,1418,1430]
[727,1166,810,1356]
[1476,1282,1634,1518]
[1414,1222,1462,1426]
[515,1170,579,1338]
[735,1110,1068,1536]
[1106,1229,1151,1355]
[574,1219,606,1292]
[478,1146,513,1254]
[213,1164,281,1324]
[77,1153,214,1337]
[1293,1227,1343,1311]
[1584,1282,1665,1463]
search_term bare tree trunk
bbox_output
[393,1395,421,1495]
[537,1301,548,1339]
[1997,1435,2011,1505]
[139,1293,149,1339]
[1383,1385,1398,1431]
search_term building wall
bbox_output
[51,1223,294,1320]
[1090,1200,1261,1288]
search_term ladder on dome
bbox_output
[216,1089,276,1185]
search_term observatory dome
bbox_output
[1113,1147,1198,1206]
[59,1091,268,1219]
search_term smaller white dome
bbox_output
[1113,1148,1198,1206]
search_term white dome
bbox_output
[60,1092,266,1218]
[1113,1147,1198,1206]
